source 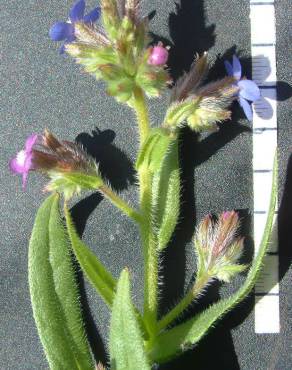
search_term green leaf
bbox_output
[28,195,94,369]
[49,198,94,369]
[152,138,180,250]
[149,154,278,363]
[135,129,172,173]
[64,204,117,306]
[136,130,180,250]
[110,269,151,370]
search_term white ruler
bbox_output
[250,0,280,333]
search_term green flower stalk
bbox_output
[10,1,274,369]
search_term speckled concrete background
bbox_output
[1,1,291,369]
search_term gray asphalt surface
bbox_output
[1,0,291,369]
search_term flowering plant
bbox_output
[10,1,276,369]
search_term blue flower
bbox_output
[224,55,260,121]
[49,0,101,53]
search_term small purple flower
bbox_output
[49,0,101,53]
[224,55,260,121]
[148,43,169,66]
[9,134,39,189]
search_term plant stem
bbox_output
[132,85,158,333]
[132,86,150,145]
[99,185,142,223]
[157,276,209,331]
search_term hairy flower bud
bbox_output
[164,53,237,133]
[148,43,169,66]
[9,130,103,198]
[51,1,169,102]
[194,211,246,282]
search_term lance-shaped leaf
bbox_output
[49,196,94,369]
[28,195,94,369]
[149,155,278,363]
[64,205,117,306]
[152,138,180,250]
[135,128,172,173]
[110,269,150,370]
[136,129,180,250]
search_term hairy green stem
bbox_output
[132,85,158,334]
[157,276,209,331]
[99,184,142,222]
[133,87,150,145]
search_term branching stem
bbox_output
[131,88,159,335]
[99,185,142,223]
[157,275,210,331]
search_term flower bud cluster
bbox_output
[164,54,237,133]
[194,211,246,283]
[52,0,170,103]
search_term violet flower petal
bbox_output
[238,79,261,101]
[23,152,33,172]
[25,134,38,152]
[59,33,76,54]
[59,44,66,54]
[224,60,233,77]
[49,22,74,41]
[22,171,29,190]
[9,157,24,174]
[69,0,85,22]
[239,96,253,121]
[83,7,101,23]
[232,55,242,80]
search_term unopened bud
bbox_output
[10,130,103,198]
[194,211,246,282]
[148,43,169,66]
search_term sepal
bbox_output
[215,264,247,283]
[136,50,171,97]
[101,0,121,40]
[66,43,117,78]
[45,171,103,200]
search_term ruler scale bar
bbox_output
[250,1,280,334]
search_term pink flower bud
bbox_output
[194,211,245,283]
[148,43,169,66]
